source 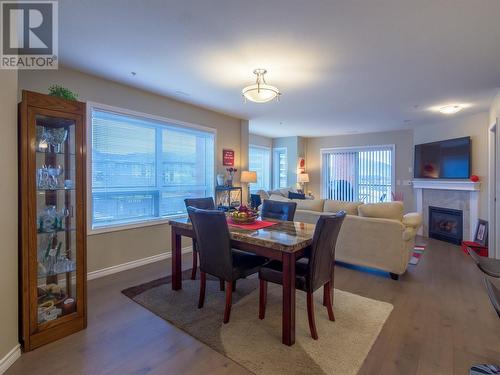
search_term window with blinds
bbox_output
[91,107,215,229]
[321,145,394,203]
[249,145,271,192]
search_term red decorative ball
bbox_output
[470,175,479,182]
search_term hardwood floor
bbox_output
[7,238,500,374]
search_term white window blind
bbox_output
[273,148,288,188]
[321,145,394,203]
[249,145,271,192]
[91,108,215,229]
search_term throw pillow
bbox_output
[288,192,306,200]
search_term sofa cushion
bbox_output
[324,200,363,216]
[358,201,404,221]
[256,189,270,201]
[293,198,325,212]
[269,188,297,197]
[268,194,291,202]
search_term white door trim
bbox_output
[490,119,499,259]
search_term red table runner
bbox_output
[227,218,277,230]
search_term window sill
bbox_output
[88,213,188,236]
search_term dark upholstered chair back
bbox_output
[187,207,233,280]
[184,197,215,210]
[261,200,297,221]
[307,212,346,292]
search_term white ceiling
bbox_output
[59,0,500,137]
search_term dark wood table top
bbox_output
[168,217,315,253]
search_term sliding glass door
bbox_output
[321,145,395,203]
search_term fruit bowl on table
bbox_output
[229,211,259,224]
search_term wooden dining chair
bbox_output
[184,197,215,280]
[484,277,500,318]
[261,199,297,221]
[258,212,346,339]
[187,207,268,323]
[468,248,500,278]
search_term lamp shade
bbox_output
[241,170,257,183]
[297,173,309,183]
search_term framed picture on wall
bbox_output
[473,219,488,247]
[223,149,235,166]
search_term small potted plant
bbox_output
[48,85,78,101]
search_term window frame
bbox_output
[319,144,396,201]
[273,147,288,189]
[249,144,272,192]
[86,101,217,235]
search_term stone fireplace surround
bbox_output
[413,179,481,241]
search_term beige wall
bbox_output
[414,111,490,219]
[305,129,415,211]
[249,133,272,148]
[18,67,244,272]
[0,71,19,361]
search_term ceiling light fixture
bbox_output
[242,69,281,103]
[438,104,464,115]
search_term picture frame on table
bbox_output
[473,219,488,247]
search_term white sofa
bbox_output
[262,192,422,279]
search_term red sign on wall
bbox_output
[223,149,235,166]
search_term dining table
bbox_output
[168,216,316,346]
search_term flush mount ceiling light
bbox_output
[439,104,464,114]
[242,69,281,103]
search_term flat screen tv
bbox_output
[414,136,471,179]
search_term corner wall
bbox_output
[272,136,306,189]
[0,70,20,369]
[18,67,244,273]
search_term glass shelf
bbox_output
[37,187,75,192]
[38,267,76,279]
[37,228,76,234]
[36,150,76,156]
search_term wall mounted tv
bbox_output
[414,136,471,179]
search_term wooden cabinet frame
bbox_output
[19,90,87,351]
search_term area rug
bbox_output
[409,245,426,265]
[122,271,393,375]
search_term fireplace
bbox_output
[428,206,463,244]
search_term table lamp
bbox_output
[297,172,309,192]
[241,170,257,204]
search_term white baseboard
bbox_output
[87,246,193,280]
[0,344,21,375]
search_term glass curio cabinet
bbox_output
[19,90,87,351]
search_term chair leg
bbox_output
[259,279,267,320]
[306,292,318,340]
[191,250,197,280]
[219,279,225,291]
[390,272,399,280]
[198,272,206,308]
[223,281,233,324]
[323,282,335,321]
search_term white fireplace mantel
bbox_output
[412,179,481,191]
[413,179,481,240]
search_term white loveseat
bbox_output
[261,192,422,279]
